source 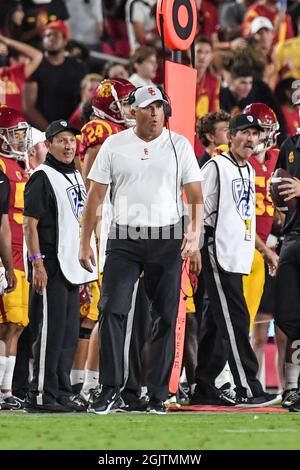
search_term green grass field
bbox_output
[0,412,300,450]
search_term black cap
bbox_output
[229,114,264,132]
[45,120,80,140]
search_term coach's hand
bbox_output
[32,260,48,295]
[188,250,202,275]
[79,245,96,273]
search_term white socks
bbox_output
[82,369,99,393]
[0,355,7,389]
[285,362,300,390]
[1,355,16,393]
[70,369,85,386]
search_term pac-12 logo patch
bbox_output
[67,185,87,220]
[232,178,255,220]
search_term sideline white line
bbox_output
[222,429,298,433]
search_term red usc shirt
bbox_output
[0,156,30,270]
[195,72,220,119]
[0,63,25,112]
[249,148,279,242]
[79,118,125,160]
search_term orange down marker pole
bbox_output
[156,0,198,394]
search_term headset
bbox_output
[127,85,172,121]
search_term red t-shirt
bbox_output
[249,148,279,242]
[0,63,25,112]
[195,72,220,119]
[199,0,219,38]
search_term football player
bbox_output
[0,106,32,409]
[242,103,286,392]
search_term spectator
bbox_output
[220,56,286,140]
[24,20,85,130]
[195,36,220,119]
[196,110,230,164]
[129,46,157,87]
[243,0,294,44]
[248,16,276,88]
[103,62,129,80]
[275,79,300,136]
[69,73,102,130]
[64,0,103,51]
[20,0,69,49]
[0,34,42,112]
[125,0,158,52]
[273,15,300,82]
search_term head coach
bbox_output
[79,85,204,414]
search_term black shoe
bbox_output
[190,385,235,406]
[116,396,149,413]
[218,383,236,405]
[235,393,280,407]
[88,385,120,415]
[147,398,167,415]
[288,398,300,412]
[0,395,24,410]
[24,399,73,413]
[58,395,88,412]
[282,389,300,408]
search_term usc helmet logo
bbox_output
[98,82,113,98]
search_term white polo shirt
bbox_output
[88,127,203,227]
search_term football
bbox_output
[270,168,298,212]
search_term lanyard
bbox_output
[229,152,251,204]
[62,171,83,202]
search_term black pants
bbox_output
[118,277,151,401]
[275,235,300,341]
[195,241,263,398]
[28,262,80,404]
[99,232,182,401]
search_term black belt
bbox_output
[110,220,184,240]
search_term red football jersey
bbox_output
[249,148,279,242]
[0,156,30,270]
[79,118,125,160]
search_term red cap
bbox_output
[44,20,69,39]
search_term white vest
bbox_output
[207,154,256,275]
[34,164,98,285]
